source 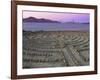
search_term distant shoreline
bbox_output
[23,30,89,33]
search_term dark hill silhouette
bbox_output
[23,17,60,23]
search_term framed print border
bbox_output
[11,1,97,79]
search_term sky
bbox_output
[23,11,90,23]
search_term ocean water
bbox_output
[23,22,89,31]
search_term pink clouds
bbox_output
[23,11,89,23]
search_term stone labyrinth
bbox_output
[23,31,89,68]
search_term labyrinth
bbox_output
[23,31,89,68]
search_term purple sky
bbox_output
[23,11,90,23]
